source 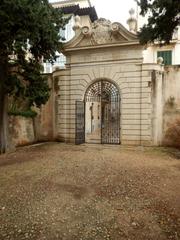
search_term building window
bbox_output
[157,50,172,65]
[43,16,74,73]
[59,28,66,41]
[59,15,75,42]
[44,62,52,73]
[55,54,66,67]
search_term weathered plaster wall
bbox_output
[151,68,164,146]
[8,74,56,147]
[164,66,180,106]
[9,116,35,147]
[163,66,180,142]
[35,74,56,142]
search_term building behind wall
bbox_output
[43,0,98,73]
[136,5,180,66]
[142,28,180,66]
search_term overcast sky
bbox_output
[49,0,137,27]
[91,0,137,26]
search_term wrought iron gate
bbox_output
[101,94,120,144]
[75,101,85,145]
[85,80,120,144]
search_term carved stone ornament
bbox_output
[64,17,138,49]
[110,23,120,34]
[91,18,112,44]
[80,18,137,46]
[81,26,92,37]
[73,15,82,31]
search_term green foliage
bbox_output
[8,61,51,107]
[0,0,69,107]
[136,0,180,44]
[8,109,37,118]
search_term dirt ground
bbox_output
[0,143,180,240]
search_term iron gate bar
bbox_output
[75,100,85,145]
[84,80,121,145]
[100,81,120,144]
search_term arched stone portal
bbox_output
[54,18,164,146]
[85,80,120,144]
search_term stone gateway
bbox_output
[53,18,164,146]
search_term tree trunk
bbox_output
[0,63,9,154]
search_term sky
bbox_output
[90,0,137,26]
[49,0,137,28]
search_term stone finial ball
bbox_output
[157,57,164,65]
[129,8,135,16]
[74,15,81,23]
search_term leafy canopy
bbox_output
[0,0,68,107]
[137,0,180,44]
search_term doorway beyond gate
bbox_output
[75,80,121,145]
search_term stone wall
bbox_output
[163,66,180,145]
[9,116,35,147]
[8,74,56,147]
[151,68,164,146]
[9,64,179,148]
[35,74,56,142]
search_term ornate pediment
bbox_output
[64,18,138,50]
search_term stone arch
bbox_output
[82,77,121,101]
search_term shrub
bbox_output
[8,109,37,118]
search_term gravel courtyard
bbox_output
[0,143,180,240]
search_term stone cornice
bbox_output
[63,41,141,53]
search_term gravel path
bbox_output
[0,143,180,240]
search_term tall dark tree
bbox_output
[137,0,180,44]
[0,0,68,153]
